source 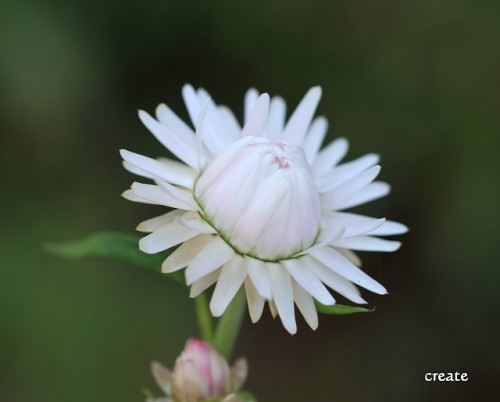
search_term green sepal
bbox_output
[239,391,258,401]
[141,387,155,399]
[44,231,182,283]
[315,301,374,315]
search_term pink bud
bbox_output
[172,338,231,402]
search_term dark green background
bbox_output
[1,0,499,401]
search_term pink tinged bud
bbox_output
[172,338,232,402]
[195,136,321,260]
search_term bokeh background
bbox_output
[1,0,499,401]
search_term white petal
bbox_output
[291,279,318,330]
[154,179,198,210]
[217,105,242,140]
[190,268,221,297]
[322,165,381,211]
[245,257,272,300]
[137,209,184,232]
[244,278,265,323]
[139,220,199,254]
[120,149,195,187]
[242,93,270,137]
[178,211,215,234]
[162,234,213,273]
[122,161,153,180]
[131,182,186,209]
[299,225,345,256]
[122,188,158,204]
[316,153,379,193]
[304,255,366,304]
[311,247,387,294]
[139,110,197,168]
[333,236,401,252]
[282,86,322,147]
[156,102,196,138]
[195,88,237,156]
[266,96,286,140]
[312,137,349,174]
[282,259,335,305]
[301,116,328,164]
[336,181,390,210]
[335,248,362,267]
[268,300,278,318]
[323,214,386,238]
[244,88,259,123]
[150,361,172,396]
[210,256,247,316]
[181,84,202,128]
[185,237,235,285]
[269,263,297,334]
[369,220,409,236]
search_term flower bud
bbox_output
[150,338,248,402]
[195,136,321,260]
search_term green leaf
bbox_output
[44,231,183,283]
[315,301,374,315]
[141,387,155,399]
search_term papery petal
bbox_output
[139,110,198,168]
[137,209,185,233]
[312,137,349,174]
[139,220,199,254]
[162,234,213,273]
[154,178,198,211]
[130,182,193,210]
[291,279,319,330]
[282,259,335,305]
[244,278,265,323]
[243,88,259,123]
[303,255,366,304]
[185,237,235,285]
[266,96,286,140]
[190,268,221,298]
[315,153,379,192]
[246,257,272,300]
[301,116,328,164]
[332,236,401,252]
[311,247,387,295]
[321,165,381,211]
[336,181,390,210]
[282,86,322,147]
[242,94,270,137]
[269,263,296,334]
[369,220,409,236]
[210,256,247,316]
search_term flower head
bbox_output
[122,85,407,334]
[148,338,248,402]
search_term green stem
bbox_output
[213,289,246,359]
[194,292,214,343]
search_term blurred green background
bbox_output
[1,0,499,401]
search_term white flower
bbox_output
[122,85,408,334]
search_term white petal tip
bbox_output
[161,261,174,274]
[309,86,322,98]
[209,304,224,318]
[389,241,402,251]
[135,223,148,232]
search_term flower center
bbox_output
[194,136,321,261]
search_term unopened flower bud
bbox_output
[150,338,248,402]
[195,136,321,261]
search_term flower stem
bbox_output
[194,293,214,343]
[213,289,246,359]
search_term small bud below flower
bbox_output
[148,338,250,402]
